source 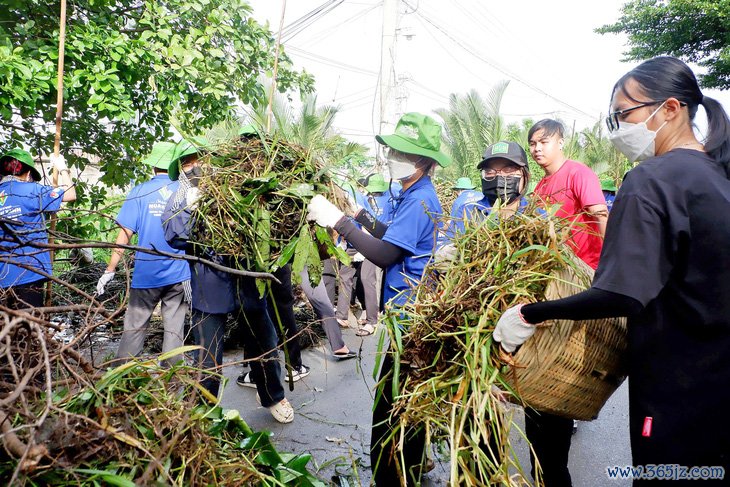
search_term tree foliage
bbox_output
[597,0,730,89]
[0,0,313,204]
[435,81,510,182]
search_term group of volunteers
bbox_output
[1,55,729,484]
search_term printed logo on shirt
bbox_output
[491,142,509,155]
[158,186,173,201]
[50,189,60,199]
[0,191,6,206]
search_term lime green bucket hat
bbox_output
[142,142,177,171]
[0,148,41,181]
[453,177,475,190]
[600,178,617,192]
[366,174,389,193]
[168,138,209,181]
[375,113,452,167]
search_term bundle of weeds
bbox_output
[1,342,324,486]
[384,204,578,485]
[190,134,349,281]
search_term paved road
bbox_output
[220,323,632,486]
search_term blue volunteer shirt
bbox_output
[442,195,531,243]
[116,175,190,289]
[0,181,64,287]
[446,190,483,239]
[603,191,616,212]
[381,176,442,307]
[367,191,399,225]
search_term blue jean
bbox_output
[191,276,285,406]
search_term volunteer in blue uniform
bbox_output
[162,138,293,424]
[307,112,451,484]
[0,149,76,308]
[357,174,395,336]
[494,56,730,484]
[600,178,617,212]
[96,142,190,366]
[449,176,481,216]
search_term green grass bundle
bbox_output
[190,134,349,281]
[1,350,324,486]
[385,206,580,486]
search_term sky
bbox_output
[245,0,730,152]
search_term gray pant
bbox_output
[322,258,337,307]
[299,267,345,352]
[359,259,381,326]
[335,251,358,321]
[116,282,187,366]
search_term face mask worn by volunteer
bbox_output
[387,150,419,181]
[481,175,521,205]
[184,165,202,187]
[608,102,667,162]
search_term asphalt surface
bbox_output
[220,315,633,486]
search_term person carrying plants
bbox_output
[96,142,190,366]
[162,138,294,424]
[495,56,730,485]
[0,149,76,309]
[307,112,450,485]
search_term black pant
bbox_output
[525,409,574,487]
[1,279,46,309]
[371,353,426,485]
[268,265,302,368]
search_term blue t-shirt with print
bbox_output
[367,190,400,225]
[0,180,64,287]
[603,191,616,212]
[446,190,483,238]
[442,196,532,244]
[116,175,190,289]
[381,176,442,307]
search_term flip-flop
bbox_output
[355,324,376,336]
[333,350,357,360]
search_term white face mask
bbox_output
[608,102,667,162]
[387,151,419,181]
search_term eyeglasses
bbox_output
[481,166,521,180]
[605,101,662,132]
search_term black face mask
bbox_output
[184,165,202,187]
[481,175,522,205]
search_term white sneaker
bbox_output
[285,364,310,382]
[256,394,294,424]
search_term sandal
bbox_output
[355,324,376,336]
[333,350,357,360]
[336,318,350,328]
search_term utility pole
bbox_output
[377,0,399,167]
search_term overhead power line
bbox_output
[408,4,596,120]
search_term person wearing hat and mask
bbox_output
[438,142,531,253]
[96,142,190,366]
[0,149,75,308]
[162,138,294,424]
[354,173,397,336]
[600,177,618,212]
[307,112,451,484]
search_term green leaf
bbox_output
[72,469,136,487]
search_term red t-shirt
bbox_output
[534,160,605,269]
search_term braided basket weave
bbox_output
[506,257,628,420]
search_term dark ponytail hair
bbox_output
[611,56,730,177]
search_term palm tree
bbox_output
[436,81,510,182]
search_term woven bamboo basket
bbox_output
[505,256,628,421]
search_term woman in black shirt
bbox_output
[494,57,730,484]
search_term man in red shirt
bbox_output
[530,119,607,270]
[525,119,608,487]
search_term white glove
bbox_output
[352,252,365,262]
[186,187,200,210]
[493,304,535,353]
[434,243,457,263]
[307,195,345,228]
[50,154,68,172]
[96,270,115,295]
